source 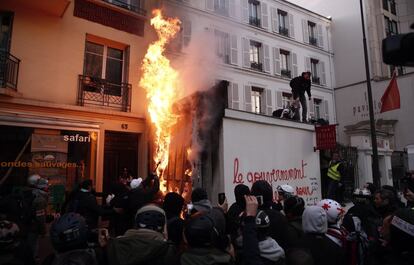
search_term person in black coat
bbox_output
[251,180,295,250]
[289,71,311,123]
[67,179,115,230]
[163,192,185,246]
[297,206,345,265]
[227,184,250,239]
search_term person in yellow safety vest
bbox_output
[327,152,346,202]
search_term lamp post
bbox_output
[359,0,381,188]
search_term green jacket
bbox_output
[181,247,234,265]
[107,228,177,265]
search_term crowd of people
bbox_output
[1,171,414,265]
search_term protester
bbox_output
[274,184,295,211]
[227,184,250,241]
[298,206,345,265]
[66,179,115,231]
[190,187,213,214]
[181,213,233,265]
[289,71,312,123]
[284,195,305,246]
[326,152,346,203]
[374,188,399,218]
[317,199,347,247]
[107,204,177,265]
[163,192,185,245]
[43,212,103,265]
[251,180,294,250]
[0,219,35,265]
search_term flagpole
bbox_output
[359,0,381,188]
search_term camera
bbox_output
[382,23,414,66]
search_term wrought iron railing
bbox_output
[102,0,146,16]
[249,16,261,27]
[279,27,289,37]
[251,62,263,71]
[78,75,131,112]
[309,36,318,46]
[0,51,20,90]
[281,69,291,78]
[312,77,320,84]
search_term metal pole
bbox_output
[359,0,381,188]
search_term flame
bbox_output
[140,10,181,192]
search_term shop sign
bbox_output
[31,134,68,153]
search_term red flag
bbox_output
[380,72,400,113]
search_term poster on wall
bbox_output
[222,118,322,206]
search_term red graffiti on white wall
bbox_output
[232,158,308,185]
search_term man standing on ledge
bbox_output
[290,71,312,123]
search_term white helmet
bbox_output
[277,184,295,194]
[317,199,344,224]
[27,174,41,186]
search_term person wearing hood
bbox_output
[227,184,250,241]
[181,212,234,265]
[284,196,305,247]
[163,192,185,246]
[107,204,178,265]
[251,180,294,250]
[191,187,213,214]
[297,206,345,265]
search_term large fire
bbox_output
[140,10,181,192]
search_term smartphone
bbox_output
[218,193,226,205]
[256,195,263,206]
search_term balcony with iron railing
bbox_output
[309,36,318,46]
[102,0,146,16]
[250,61,263,72]
[279,27,289,37]
[281,69,291,78]
[249,16,261,27]
[78,75,131,112]
[0,51,20,92]
[312,76,320,84]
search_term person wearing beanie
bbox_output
[163,192,185,245]
[191,187,213,214]
[181,213,233,265]
[298,206,345,265]
[107,204,178,265]
[284,196,305,247]
[251,180,295,250]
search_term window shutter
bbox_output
[271,7,279,33]
[232,83,240,109]
[242,0,249,23]
[272,47,281,75]
[242,37,250,68]
[308,98,315,119]
[276,91,283,109]
[266,89,273,115]
[261,2,269,30]
[291,52,298,78]
[305,57,311,72]
[288,13,295,38]
[229,0,236,18]
[302,19,309,43]
[206,0,214,11]
[317,24,324,48]
[183,20,192,47]
[230,34,238,65]
[244,85,252,111]
[123,46,130,83]
[263,44,271,73]
[227,81,232,108]
[324,100,329,121]
[320,61,326,85]
[261,89,267,114]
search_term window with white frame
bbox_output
[313,98,322,119]
[83,40,125,95]
[383,0,396,15]
[106,0,144,14]
[280,49,291,78]
[278,9,288,36]
[249,40,262,71]
[215,30,230,64]
[249,0,261,27]
[251,87,262,113]
[282,92,292,108]
[308,21,317,46]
